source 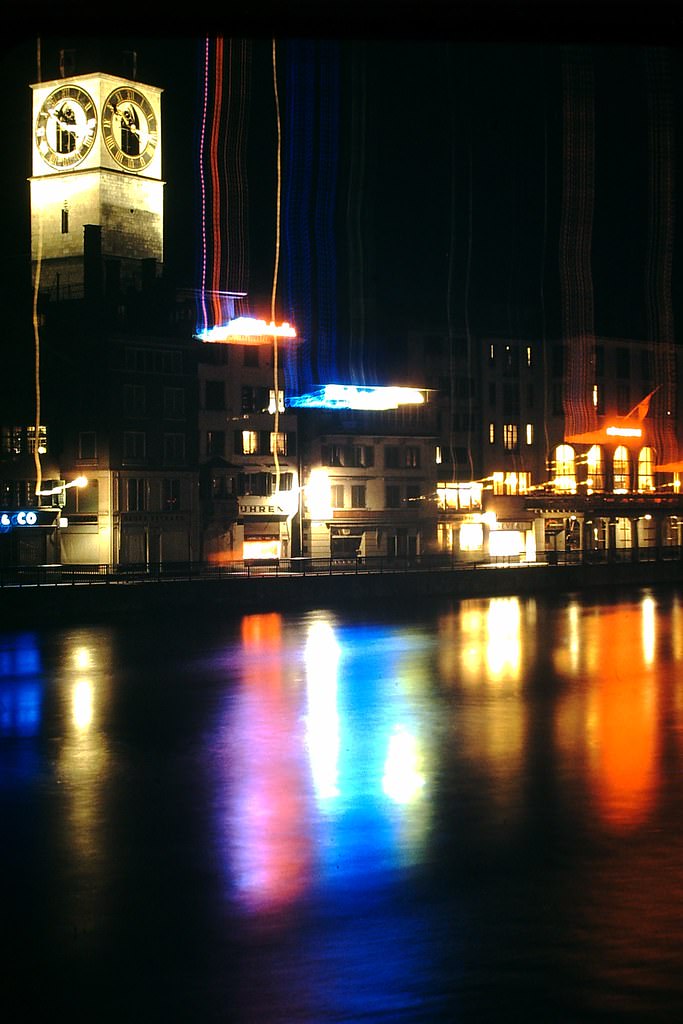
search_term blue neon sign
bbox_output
[0,511,39,531]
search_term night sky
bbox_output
[2,4,683,392]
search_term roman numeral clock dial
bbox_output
[102,87,158,172]
[35,84,97,168]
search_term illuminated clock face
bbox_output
[35,84,97,169]
[102,86,158,172]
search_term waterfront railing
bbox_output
[0,546,681,589]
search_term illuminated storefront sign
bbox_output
[1,510,39,529]
[0,510,59,531]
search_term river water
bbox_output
[3,584,683,1022]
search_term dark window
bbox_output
[552,344,564,378]
[351,485,366,508]
[243,346,259,367]
[163,478,180,511]
[163,433,186,464]
[404,446,420,468]
[594,345,605,377]
[384,446,400,469]
[61,208,69,234]
[385,485,401,508]
[123,431,146,459]
[124,384,146,417]
[503,382,520,416]
[78,432,96,460]
[207,430,225,457]
[163,387,185,419]
[126,478,146,512]
[205,380,225,410]
[617,382,630,415]
[616,347,630,379]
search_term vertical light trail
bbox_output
[33,36,43,498]
[209,37,224,328]
[197,37,211,335]
[271,38,282,492]
[560,47,597,439]
[644,48,678,464]
[281,41,341,394]
[196,38,252,334]
[346,42,369,385]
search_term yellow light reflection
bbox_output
[382,725,425,804]
[556,606,659,831]
[72,678,94,731]
[642,595,656,666]
[73,647,92,671]
[486,597,521,680]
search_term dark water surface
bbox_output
[3,585,683,1022]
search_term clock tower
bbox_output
[30,73,164,299]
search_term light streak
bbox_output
[560,48,597,440]
[287,384,425,410]
[196,316,296,343]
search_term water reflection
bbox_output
[4,588,683,1021]
[553,594,660,830]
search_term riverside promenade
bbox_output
[1,553,681,626]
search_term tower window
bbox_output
[61,208,69,234]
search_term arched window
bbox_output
[586,445,604,491]
[638,447,654,491]
[613,445,630,491]
[554,444,576,492]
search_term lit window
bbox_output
[27,425,48,454]
[554,444,576,492]
[525,423,534,446]
[435,445,442,465]
[270,432,287,455]
[613,445,630,491]
[268,389,285,414]
[586,445,603,490]
[526,345,532,367]
[242,430,258,455]
[489,422,495,444]
[638,447,654,491]
[503,423,518,451]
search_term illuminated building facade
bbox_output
[12,58,199,568]
[197,311,300,563]
[298,403,439,561]
[412,326,683,562]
